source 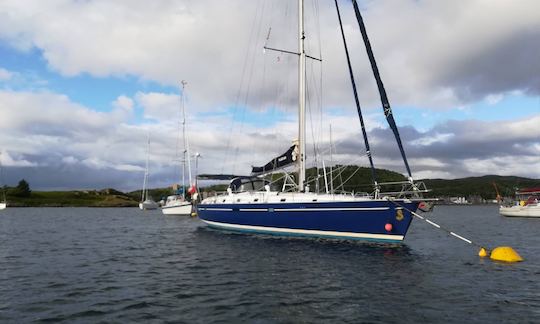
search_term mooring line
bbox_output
[388,199,482,248]
[389,199,524,262]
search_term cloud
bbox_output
[0,67,13,81]
[135,91,181,122]
[0,87,539,190]
[0,150,37,167]
[0,1,539,189]
[0,0,538,111]
[0,90,163,188]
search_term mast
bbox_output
[298,0,306,191]
[351,0,412,179]
[180,81,193,197]
[0,152,5,203]
[329,124,334,194]
[142,133,150,202]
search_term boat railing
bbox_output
[377,180,431,199]
[201,181,430,199]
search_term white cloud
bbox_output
[0,67,13,81]
[0,150,37,167]
[135,91,181,122]
[485,94,504,105]
[462,156,540,177]
[0,1,539,189]
[112,95,134,111]
[0,0,538,111]
[411,133,454,146]
[61,156,78,165]
[0,90,154,172]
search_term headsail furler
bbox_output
[334,0,378,189]
[351,0,413,178]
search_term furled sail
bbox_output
[251,144,298,175]
[351,0,412,178]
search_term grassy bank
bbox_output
[5,189,138,207]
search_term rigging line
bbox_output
[266,1,286,158]
[304,3,324,169]
[307,61,324,185]
[306,67,320,192]
[231,0,268,174]
[334,0,378,188]
[255,28,272,170]
[321,155,368,191]
[308,54,322,147]
[323,149,377,192]
[221,0,264,174]
[333,165,362,193]
[351,0,412,178]
[264,27,272,47]
[313,0,324,160]
[0,152,5,202]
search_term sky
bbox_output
[0,0,539,191]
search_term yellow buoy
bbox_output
[478,247,488,258]
[489,246,523,262]
[191,212,197,217]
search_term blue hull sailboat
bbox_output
[199,197,418,242]
[198,0,430,242]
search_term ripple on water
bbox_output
[0,206,539,323]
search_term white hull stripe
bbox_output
[274,207,389,212]
[201,220,404,241]
[200,207,389,212]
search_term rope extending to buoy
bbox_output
[389,199,482,247]
[389,199,523,262]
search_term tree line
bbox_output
[3,179,32,197]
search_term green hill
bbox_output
[422,175,540,200]
[5,189,138,207]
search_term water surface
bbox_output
[0,206,538,323]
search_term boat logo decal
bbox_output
[396,209,404,221]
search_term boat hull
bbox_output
[139,200,159,210]
[162,202,192,216]
[500,205,540,217]
[198,200,418,242]
[0,202,6,210]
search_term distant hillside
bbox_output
[422,175,540,199]
[268,166,540,199]
[4,167,538,207]
[5,189,138,207]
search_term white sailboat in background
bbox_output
[139,135,159,210]
[162,80,194,216]
[499,188,540,217]
[0,152,7,210]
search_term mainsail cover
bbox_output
[251,144,298,175]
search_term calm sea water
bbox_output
[0,205,539,323]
